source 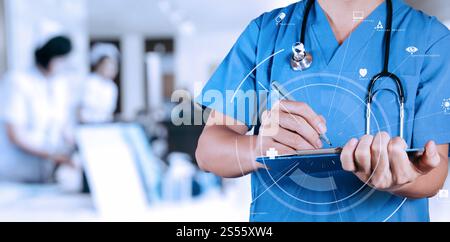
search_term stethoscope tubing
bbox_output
[293,0,406,138]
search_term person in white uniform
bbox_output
[79,43,119,124]
[0,35,74,183]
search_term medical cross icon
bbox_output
[266,148,279,160]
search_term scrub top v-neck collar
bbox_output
[307,0,405,71]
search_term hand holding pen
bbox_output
[271,81,332,146]
[253,82,332,159]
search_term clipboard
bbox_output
[256,148,424,174]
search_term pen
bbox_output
[271,81,333,147]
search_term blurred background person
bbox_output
[79,43,119,124]
[0,33,75,183]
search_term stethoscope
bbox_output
[290,0,406,139]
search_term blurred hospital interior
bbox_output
[0,0,449,221]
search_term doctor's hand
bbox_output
[255,100,327,157]
[340,132,441,192]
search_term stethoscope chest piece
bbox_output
[291,42,313,71]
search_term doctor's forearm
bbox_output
[196,125,261,178]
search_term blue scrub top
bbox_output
[197,0,450,222]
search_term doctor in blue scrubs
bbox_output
[196,0,450,222]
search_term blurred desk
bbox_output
[141,191,249,222]
[0,182,249,222]
[0,183,97,222]
[2,181,446,222]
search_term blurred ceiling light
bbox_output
[169,10,184,24]
[156,0,196,35]
[158,0,171,14]
[179,21,196,35]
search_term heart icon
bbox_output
[359,68,368,78]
